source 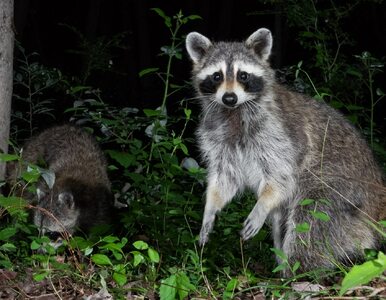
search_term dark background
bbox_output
[13,0,386,124]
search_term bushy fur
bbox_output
[9,124,113,236]
[186,28,385,274]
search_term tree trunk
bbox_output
[0,0,14,181]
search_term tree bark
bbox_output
[0,0,14,181]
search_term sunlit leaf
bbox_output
[91,254,112,266]
[340,252,386,296]
[310,211,330,222]
[113,271,127,286]
[295,222,310,233]
[0,228,17,241]
[148,247,160,263]
[0,154,19,162]
[159,274,177,300]
[139,67,159,77]
[133,240,149,250]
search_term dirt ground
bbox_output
[1,268,385,299]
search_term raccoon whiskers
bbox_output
[243,100,259,116]
[184,94,212,103]
[201,99,219,125]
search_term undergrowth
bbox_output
[1,5,385,300]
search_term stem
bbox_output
[160,24,180,112]
[300,68,321,98]
[147,19,181,172]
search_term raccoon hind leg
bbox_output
[281,201,377,275]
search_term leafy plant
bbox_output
[85,238,160,286]
[270,247,301,276]
[159,268,196,300]
[12,44,62,138]
[339,251,386,296]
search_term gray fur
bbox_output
[186,28,385,274]
[12,125,113,236]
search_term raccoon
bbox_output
[11,124,113,237]
[186,28,385,274]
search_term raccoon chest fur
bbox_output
[198,108,296,192]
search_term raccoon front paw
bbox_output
[241,217,264,241]
[199,223,213,246]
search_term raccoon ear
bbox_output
[186,32,212,64]
[245,28,272,62]
[58,192,75,209]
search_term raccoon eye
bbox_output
[238,71,250,82]
[211,72,223,82]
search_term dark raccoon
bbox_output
[10,124,113,236]
[186,28,386,275]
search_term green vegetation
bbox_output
[1,5,385,299]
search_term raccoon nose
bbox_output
[222,92,238,107]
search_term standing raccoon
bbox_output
[12,124,113,236]
[186,28,385,274]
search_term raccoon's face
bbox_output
[186,28,274,108]
[34,185,80,237]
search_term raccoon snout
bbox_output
[222,92,238,107]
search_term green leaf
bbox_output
[346,104,365,111]
[0,196,27,215]
[376,88,384,96]
[310,211,331,222]
[100,243,124,254]
[21,165,41,183]
[30,240,41,250]
[139,67,159,77]
[33,271,49,281]
[133,240,149,250]
[292,261,301,273]
[151,8,172,28]
[113,272,127,286]
[179,143,189,155]
[0,243,17,252]
[339,252,386,296]
[132,251,145,267]
[172,138,181,146]
[84,247,93,256]
[184,108,191,119]
[295,222,310,233]
[102,235,119,243]
[148,248,160,263]
[225,278,238,292]
[0,153,19,162]
[159,274,177,300]
[272,263,287,273]
[176,272,195,299]
[300,198,314,206]
[270,248,287,261]
[186,14,202,20]
[91,254,112,266]
[143,109,161,117]
[0,228,17,241]
[105,150,134,168]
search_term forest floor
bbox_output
[1,268,385,299]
